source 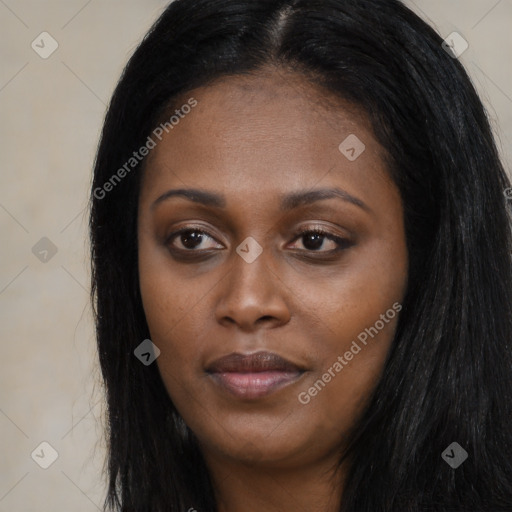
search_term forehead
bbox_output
[140,68,392,202]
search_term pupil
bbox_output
[182,231,203,249]
[304,233,323,250]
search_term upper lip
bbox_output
[206,351,304,373]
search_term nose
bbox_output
[214,246,291,332]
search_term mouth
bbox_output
[205,351,306,400]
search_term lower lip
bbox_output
[209,371,303,399]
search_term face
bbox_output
[137,68,408,471]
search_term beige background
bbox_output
[1,1,511,510]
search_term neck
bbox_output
[203,448,346,512]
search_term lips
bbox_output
[206,351,303,373]
[206,351,305,400]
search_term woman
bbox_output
[89,0,512,510]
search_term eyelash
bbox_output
[165,226,352,256]
[291,226,352,253]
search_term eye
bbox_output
[288,227,352,253]
[165,225,352,256]
[166,228,223,251]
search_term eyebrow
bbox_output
[151,186,370,213]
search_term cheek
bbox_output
[138,240,200,389]
[291,244,406,419]
[320,268,404,347]
[289,240,406,350]
[294,297,400,445]
[139,294,202,379]
[138,260,207,409]
[138,234,209,339]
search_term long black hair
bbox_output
[89,0,512,510]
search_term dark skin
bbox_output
[137,67,408,512]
